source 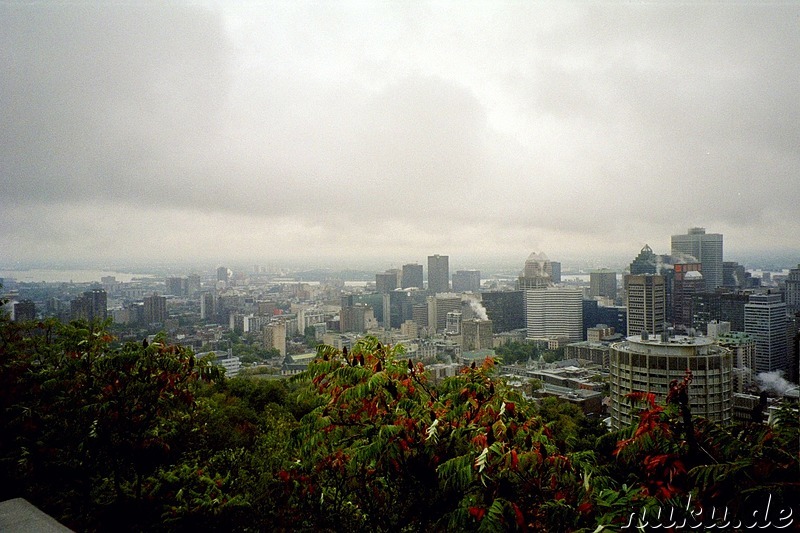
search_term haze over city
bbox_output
[2,2,799,268]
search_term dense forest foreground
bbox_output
[1,317,797,532]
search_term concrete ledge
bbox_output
[0,498,72,532]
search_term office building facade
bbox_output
[672,263,704,330]
[626,274,666,336]
[462,319,494,351]
[717,331,756,393]
[589,269,617,300]
[401,263,424,289]
[745,293,789,374]
[427,255,450,294]
[518,252,552,290]
[671,227,723,290]
[427,293,462,333]
[481,291,525,333]
[786,264,800,314]
[525,287,583,342]
[452,270,481,293]
[376,271,399,294]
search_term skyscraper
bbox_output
[629,244,657,276]
[589,269,617,300]
[723,261,746,289]
[550,261,562,284]
[427,255,450,294]
[671,227,723,290]
[786,264,800,314]
[452,270,481,293]
[625,274,665,336]
[481,291,525,333]
[672,262,704,330]
[375,271,399,294]
[518,252,552,289]
[401,263,424,289]
[525,287,583,342]
[745,293,788,375]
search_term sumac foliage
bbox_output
[2,313,797,532]
[0,318,221,530]
[288,337,613,532]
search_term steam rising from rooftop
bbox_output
[467,297,489,321]
[755,371,794,396]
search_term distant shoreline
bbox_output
[0,269,155,284]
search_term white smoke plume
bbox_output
[755,371,794,396]
[467,297,488,321]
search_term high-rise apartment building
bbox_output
[589,269,617,300]
[446,311,462,335]
[525,287,583,342]
[200,292,215,320]
[340,303,373,333]
[625,274,665,336]
[143,293,167,324]
[745,293,788,374]
[427,255,450,294]
[401,263,424,289]
[609,334,732,430]
[71,289,108,322]
[264,320,287,357]
[452,270,481,293]
[216,266,229,283]
[671,227,723,290]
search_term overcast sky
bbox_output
[2,2,799,269]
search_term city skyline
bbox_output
[3,3,800,266]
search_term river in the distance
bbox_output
[0,269,155,284]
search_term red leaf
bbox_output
[469,506,486,521]
[513,502,526,528]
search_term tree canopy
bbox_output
[1,316,797,531]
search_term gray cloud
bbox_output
[2,2,799,266]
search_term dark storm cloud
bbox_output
[2,2,799,265]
